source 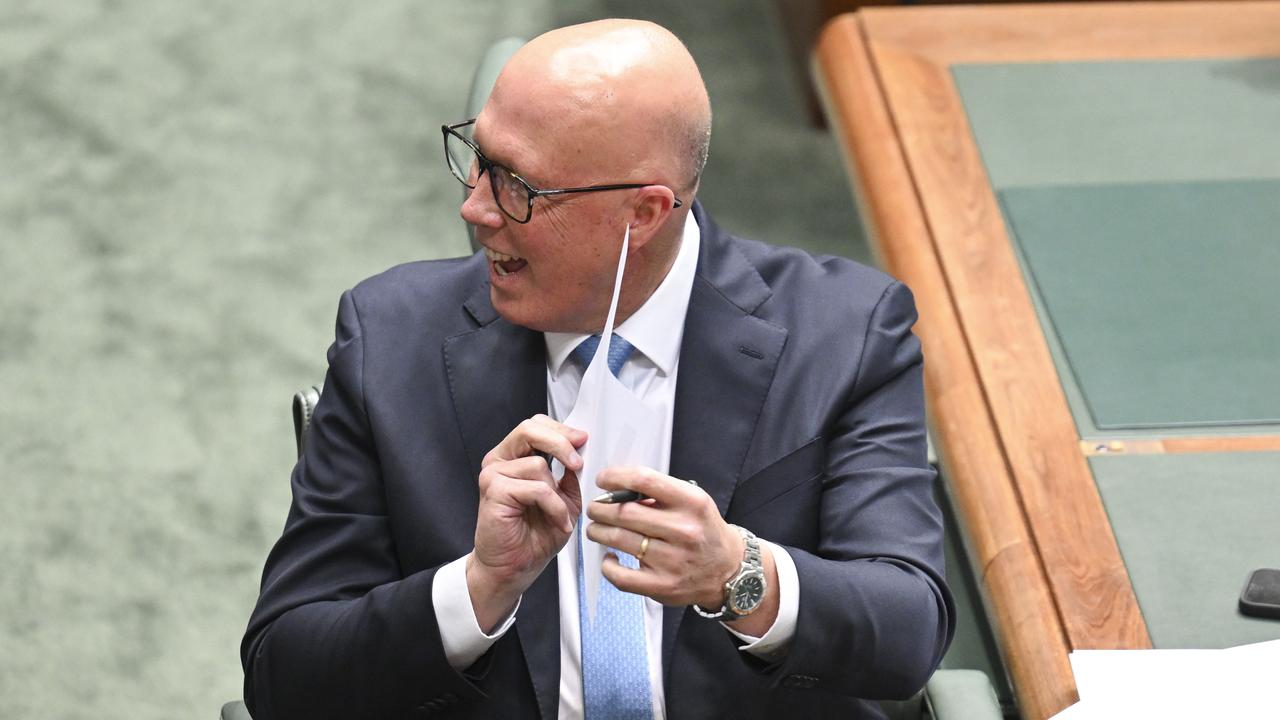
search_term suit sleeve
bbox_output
[773,281,955,700]
[240,290,487,719]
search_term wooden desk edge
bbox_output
[859,1,1280,64]
[814,4,1280,716]
[813,15,1078,719]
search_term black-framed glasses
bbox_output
[442,119,682,224]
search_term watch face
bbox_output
[732,575,765,612]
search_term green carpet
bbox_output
[0,2,864,717]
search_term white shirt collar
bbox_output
[544,212,701,376]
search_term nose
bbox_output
[459,174,504,229]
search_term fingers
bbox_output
[479,456,574,533]
[587,500,685,542]
[595,466,702,506]
[478,455,554,495]
[588,468,716,544]
[487,465,575,534]
[583,468,738,607]
[586,521,651,560]
[483,414,587,472]
[601,554,665,599]
[593,523,740,607]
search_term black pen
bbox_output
[592,479,697,504]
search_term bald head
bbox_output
[465,21,713,333]
[489,19,712,195]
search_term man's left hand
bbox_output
[585,467,776,629]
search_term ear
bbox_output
[625,185,679,252]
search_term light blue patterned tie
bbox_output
[571,333,635,379]
[572,335,651,719]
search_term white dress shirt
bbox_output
[432,213,800,719]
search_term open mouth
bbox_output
[483,247,528,277]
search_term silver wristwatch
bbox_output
[693,525,767,621]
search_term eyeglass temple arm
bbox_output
[534,185,683,208]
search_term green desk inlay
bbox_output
[952,59,1280,189]
[951,58,1280,432]
[1091,452,1280,649]
[998,180,1280,430]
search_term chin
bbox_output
[491,291,553,333]
[491,293,599,334]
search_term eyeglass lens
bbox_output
[444,129,478,187]
[445,129,531,222]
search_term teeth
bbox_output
[483,247,523,264]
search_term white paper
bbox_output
[1046,701,1090,719]
[564,225,664,623]
[1225,637,1280,659]
[1050,639,1280,718]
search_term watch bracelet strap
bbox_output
[692,525,760,620]
[742,533,761,567]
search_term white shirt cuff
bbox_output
[722,539,799,662]
[431,555,520,671]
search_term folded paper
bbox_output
[564,224,664,622]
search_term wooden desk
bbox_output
[813,4,1280,718]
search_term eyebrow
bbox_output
[470,129,516,173]
[471,126,546,188]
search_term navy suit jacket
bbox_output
[242,204,954,719]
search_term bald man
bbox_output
[242,19,953,720]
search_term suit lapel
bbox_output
[444,282,560,720]
[444,284,547,473]
[663,205,789,677]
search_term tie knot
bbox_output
[573,334,635,378]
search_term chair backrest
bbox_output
[291,385,322,458]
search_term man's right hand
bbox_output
[467,414,586,632]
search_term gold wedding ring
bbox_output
[637,535,650,562]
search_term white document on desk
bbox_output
[1051,639,1280,718]
[565,225,663,622]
